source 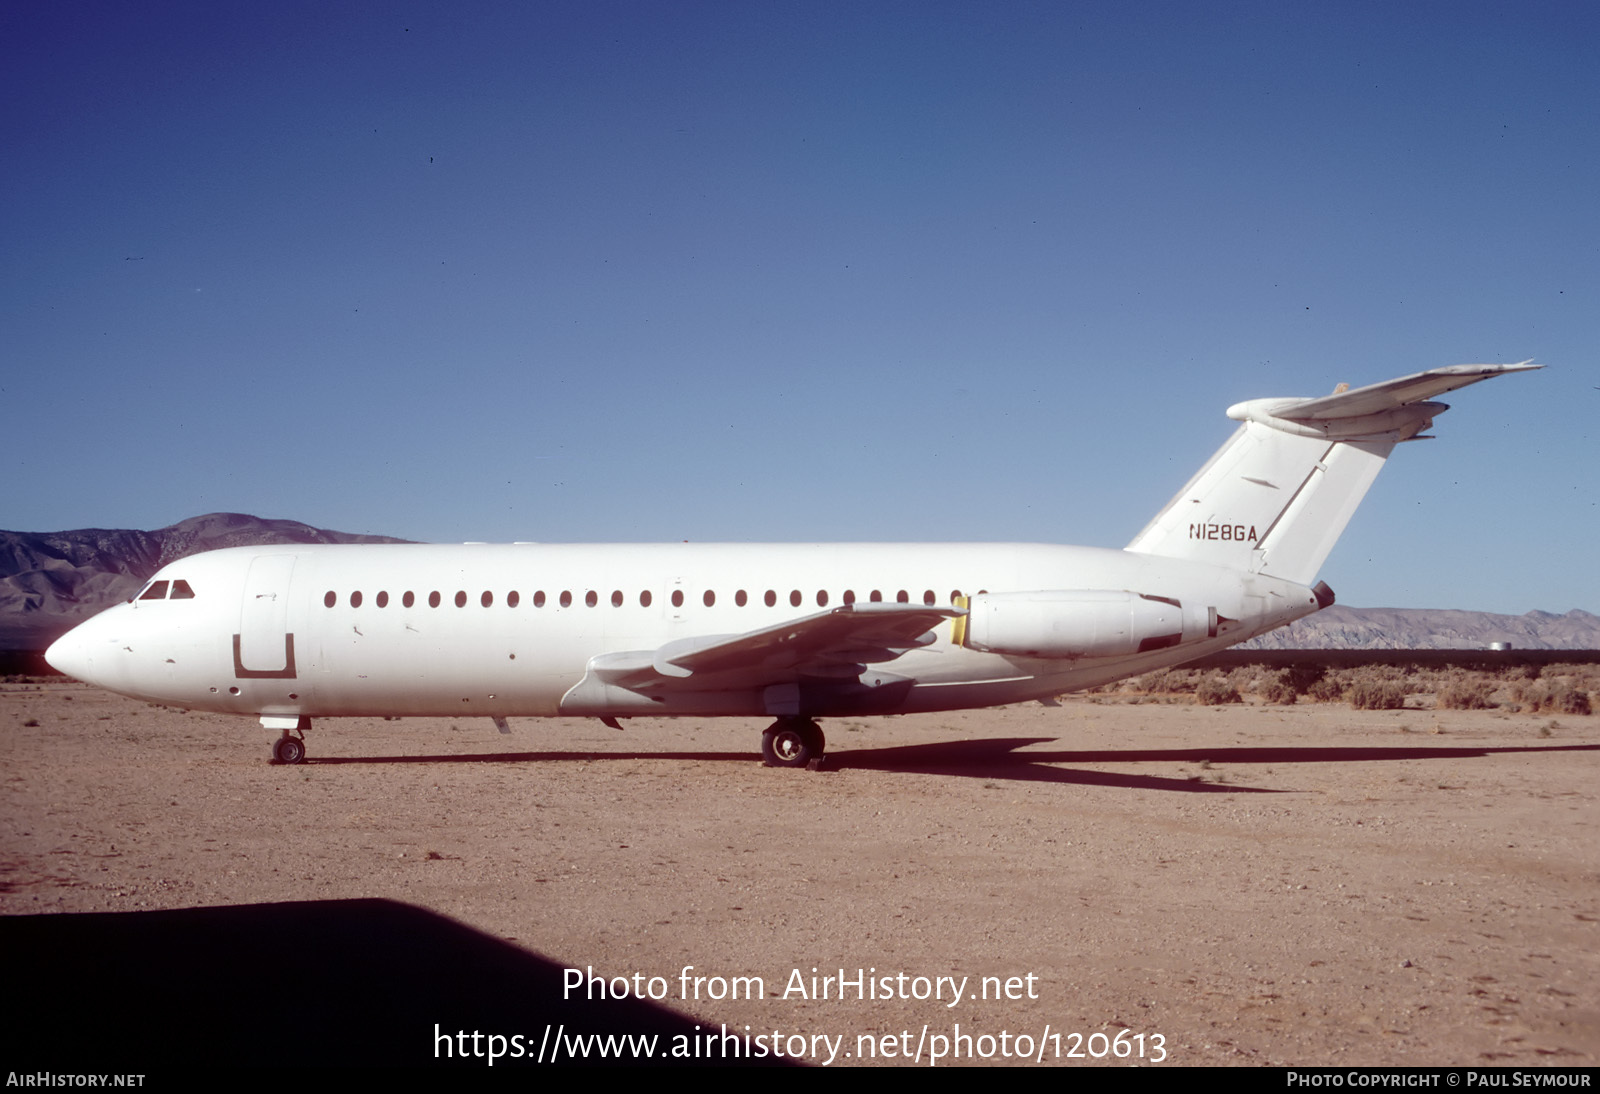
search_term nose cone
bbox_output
[45,623,96,682]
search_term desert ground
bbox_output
[2,677,1596,1068]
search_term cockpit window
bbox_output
[138,580,169,600]
[170,579,195,599]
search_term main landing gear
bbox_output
[760,717,825,769]
[271,718,310,765]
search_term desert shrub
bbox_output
[1437,679,1495,710]
[1282,663,1327,695]
[1407,667,1454,695]
[1348,678,1409,710]
[1258,680,1298,705]
[1522,682,1592,716]
[1134,669,1197,694]
[1195,676,1242,705]
[1305,675,1347,703]
[1255,669,1299,705]
[1542,664,1600,693]
[1223,667,1259,694]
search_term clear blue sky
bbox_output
[4,1,1594,614]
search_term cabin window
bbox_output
[481,591,493,607]
[764,590,776,607]
[585,590,598,607]
[869,590,883,602]
[376,591,389,608]
[949,589,962,604]
[923,590,936,605]
[403,591,415,608]
[611,590,623,607]
[896,590,909,603]
[429,591,442,608]
[455,590,468,608]
[735,589,748,606]
[842,589,855,605]
[816,590,828,607]
[559,591,572,608]
[534,591,546,608]
[671,590,684,608]
[350,591,363,608]
[170,580,195,600]
[790,590,802,607]
[640,590,652,607]
[507,591,520,608]
[703,590,716,607]
[323,590,336,608]
[141,581,169,601]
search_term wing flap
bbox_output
[579,603,961,697]
[665,602,960,678]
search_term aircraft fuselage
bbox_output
[46,541,1316,723]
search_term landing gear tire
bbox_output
[761,719,824,768]
[801,720,825,757]
[273,734,306,765]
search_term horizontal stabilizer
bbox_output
[1257,361,1540,421]
[1128,361,1540,585]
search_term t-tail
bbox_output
[1125,362,1541,587]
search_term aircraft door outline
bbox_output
[235,554,297,679]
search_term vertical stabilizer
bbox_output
[1125,362,1540,585]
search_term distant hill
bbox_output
[1234,604,1600,651]
[0,513,409,652]
[2,515,1593,655]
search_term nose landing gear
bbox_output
[760,718,825,768]
[270,717,310,764]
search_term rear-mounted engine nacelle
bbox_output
[960,590,1218,659]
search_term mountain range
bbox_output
[1,513,406,652]
[3,513,1594,653]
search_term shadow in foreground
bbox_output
[2,898,788,1068]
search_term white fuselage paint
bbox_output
[42,364,1537,762]
[45,541,1322,723]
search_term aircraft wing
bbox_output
[583,603,963,694]
[1273,361,1541,420]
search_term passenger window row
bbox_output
[322,587,969,610]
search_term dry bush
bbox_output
[1225,666,1262,692]
[1282,663,1326,695]
[1195,676,1242,706]
[1520,681,1592,716]
[1133,669,1198,694]
[1407,666,1458,695]
[1347,670,1409,710]
[1258,681,1298,705]
[1305,674,1347,703]
[1542,663,1600,693]
[1254,669,1298,705]
[1437,679,1496,710]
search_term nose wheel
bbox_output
[760,718,825,768]
[271,721,309,764]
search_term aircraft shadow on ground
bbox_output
[310,740,1598,794]
[2,899,788,1069]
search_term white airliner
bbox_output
[46,363,1538,768]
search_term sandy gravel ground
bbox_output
[3,680,1596,1067]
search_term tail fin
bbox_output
[1126,362,1540,585]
